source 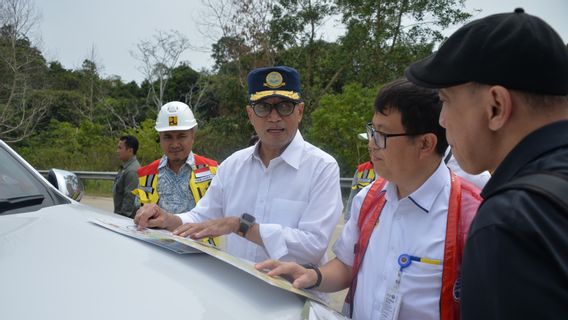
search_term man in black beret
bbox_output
[406,8,568,320]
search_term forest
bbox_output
[1,0,473,178]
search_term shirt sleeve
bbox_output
[177,163,226,224]
[258,161,343,264]
[332,184,370,266]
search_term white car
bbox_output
[0,139,305,319]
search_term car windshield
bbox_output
[0,143,70,214]
[0,146,44,199]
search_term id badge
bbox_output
[379,284,402,320]
[378,272,402,320]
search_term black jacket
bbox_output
[461,120,568,320]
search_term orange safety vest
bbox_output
[345,171,482,320]
[352,161,376,191]
[134,154,218,205]
[132,154,219,246]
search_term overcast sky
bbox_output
[34,0,568,84]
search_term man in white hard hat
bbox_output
[134,66,343,274]
[133,101,218,244]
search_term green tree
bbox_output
[270,0,337,91]
[132,30,191,111]
[306,83,377,175]
[336,0,472,84]
[0,0,49,142]
[17,119,115,171]
[124,118,162,166]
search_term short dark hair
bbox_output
[374,78,448,156]
[120,135,139,155]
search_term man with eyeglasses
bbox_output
[257,78,482,320]
[135,66,342,276]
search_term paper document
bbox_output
[91,217,202,254]
[90,217,325,304]
[172,235,325,304]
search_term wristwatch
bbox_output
[237,213,256,237]
[302,263,322,289]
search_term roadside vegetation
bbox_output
[2,0,474,179]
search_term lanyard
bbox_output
[397,253,442,271]
[378,253,443,320]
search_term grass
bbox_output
[83,180,114,197]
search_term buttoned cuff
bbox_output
[259,223,288,260]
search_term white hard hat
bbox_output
[155,101,197,132]
[357,132,368,141]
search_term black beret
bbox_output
[406,8,568,95]
[247,66,302,102]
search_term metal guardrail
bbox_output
[39,170,354,190]
[38,170,117,181]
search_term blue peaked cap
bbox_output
[247,66,302,102]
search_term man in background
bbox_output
[133,101,218,244]
[113,135,140,218]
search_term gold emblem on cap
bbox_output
[169,116,178,126]
[264,71,285,89]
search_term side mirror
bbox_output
[47,169,85,202]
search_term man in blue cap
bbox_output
[135,66,343,273]
[405,8,568,319]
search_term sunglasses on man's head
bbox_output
[251,100,298,118]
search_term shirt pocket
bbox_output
[269,198,308,228]
[400,261,443,298]
[399,261,443,318]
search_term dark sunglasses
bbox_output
[251,100,298,118]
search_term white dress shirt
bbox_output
[334,161,451,320]
[178,131,343,265]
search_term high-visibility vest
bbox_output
[352,161,376,191]
[345,171,482,320]
[132,154,219,246]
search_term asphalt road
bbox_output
[81,195,348,312]
[82,195,113,212]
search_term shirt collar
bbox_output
[385,160,450,214]
[158,152,195,170]
[481,120,568,198]
[122,156,137,169]
[250,130,304,170]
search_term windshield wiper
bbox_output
[0,194,45,213]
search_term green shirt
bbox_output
[112,156,140,217]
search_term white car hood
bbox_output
[0,204,304,319]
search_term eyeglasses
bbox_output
[251,100,297,118]
[365,122,426,149]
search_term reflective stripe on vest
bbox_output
[352,162,376,191]
[132,155,219,246]
[344,171,481,320]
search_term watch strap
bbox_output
[302,264,322,289]
[237,213,255,237]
